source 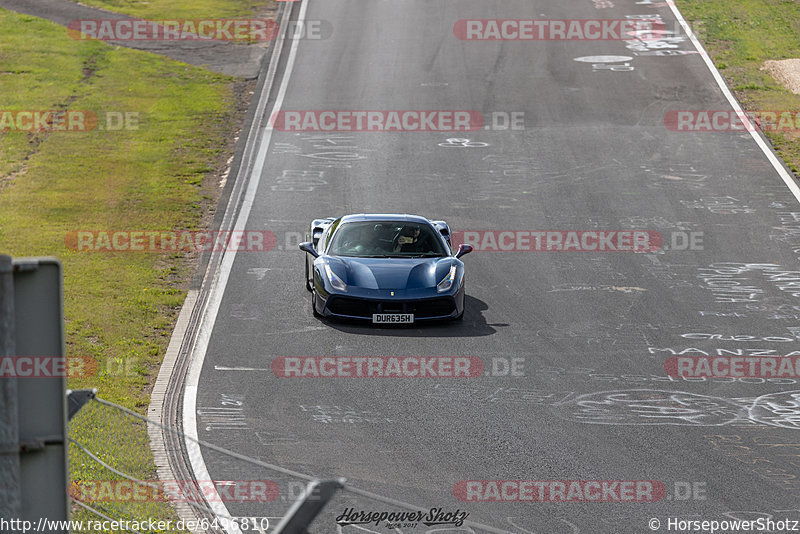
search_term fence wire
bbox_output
[68,395,513,534]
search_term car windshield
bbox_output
[327,221,448,258]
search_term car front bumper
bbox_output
[316,285,465,322]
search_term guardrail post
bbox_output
[271,478,345,534]
[0,254,22,520]
[1,256,68,531]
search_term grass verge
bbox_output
[67,0,265,20]
[675,0,800,175]
[0,5,258,531]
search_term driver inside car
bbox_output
[394,225,433,253]
[337,224,377,255]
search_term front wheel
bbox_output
[311,289,321,317]
[453,286,465,321]
[304,255,313,291]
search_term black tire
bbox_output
[304,255,313,292]
[311,289,322,317]
[453,288,465,321]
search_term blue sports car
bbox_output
[299,214,473,323]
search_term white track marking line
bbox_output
[182,0,311,532]
[666,0,800,203]
[214,366,271,371]
[180,3,800,534]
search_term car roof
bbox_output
[339,214,432,224]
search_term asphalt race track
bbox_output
[187,0,800,532]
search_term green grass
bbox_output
[0,6,253,531]
[73,0,267,20]
[676,0,800,174]
[0,9,234,405]
[68,402,180,533]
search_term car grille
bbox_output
[327,296,455,319]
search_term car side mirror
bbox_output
[299,242,319,258]
[455,244,473,258]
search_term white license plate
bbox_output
[372,313,414,324]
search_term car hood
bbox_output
[327,256,458,290]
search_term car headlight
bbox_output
[324,263,347,291]
[437,265,457,293]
